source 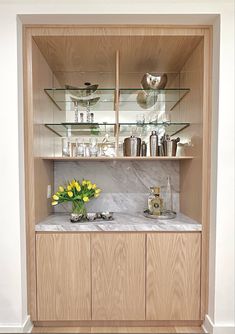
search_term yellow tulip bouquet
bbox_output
[51,179,101,220]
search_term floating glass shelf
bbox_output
[44,88,190,112]
[45,123,116,137]
[119,88,190,112]
[44,88,115,111]
[45,122,189,138]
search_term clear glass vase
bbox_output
[70,201,87,222]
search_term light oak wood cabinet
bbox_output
[36,232,201,322]
[146,233,201,320]
[91,233,145,320]
[36,233,91,321]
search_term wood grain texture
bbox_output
[23,26,37,320]
[92,234,145,320]
[36,234,91,321]
[200,28,212,319]
[33,320,203,327]
[32,325,204,333]
[179,39,204,224]
[31,40,58,222]
[146,233,201,320]
[33,35,202,86]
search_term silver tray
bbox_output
[143,209,176,220]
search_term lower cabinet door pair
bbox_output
[36,233,201,321]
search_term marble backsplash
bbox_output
[54,161,180,213]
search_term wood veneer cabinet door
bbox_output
[146,233,201,320]
[92,233,145,320]
[36,233,91,320]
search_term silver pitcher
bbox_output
[123,136,141,156]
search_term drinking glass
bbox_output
[89,137,98,157]
[74,138,85,157]
[62,137,71,157]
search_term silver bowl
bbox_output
[86,212,97,221]
[100,211,114,220]
[141,73,168,90]
[70,213,84,222]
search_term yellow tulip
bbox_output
[68,191,73,197]
[53,194,59,200]
[58,186,64,192]
[67,185,72,191]
[52,201,58,206]
[75,184,81,192]
[82,180,87,186]
[95,188,101,194]
[83,196,89,202]
[92,184,97,189]
[71,179,76,186]
[87,184,92,190]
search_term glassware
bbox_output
[90,113,94,123]
[136,113,145,125]
[147,187,163,216]
[86,101,91,123]
[74,138,85,157]
[89,137,98,157]
[61,137,71,157]
[164,176,173,211]
[80,112,84,123]
[73,101,79,123]
[100,133,115,157]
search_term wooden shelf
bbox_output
[40,156,194,161]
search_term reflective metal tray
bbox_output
[143,209,176,220]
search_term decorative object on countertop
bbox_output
[51,178,101,222]
[143,209,176,220]
[147,186,163,216]
[123,135,141,156]
[164,176,173,211]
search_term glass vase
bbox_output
[70,201,87,222]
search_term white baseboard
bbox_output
[203,314,235,334]
[0,315,33,333]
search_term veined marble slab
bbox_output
[54,160,180,213]
[35,212,202,232]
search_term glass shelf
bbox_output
[45,122,189,138]
[45,122,116,137]
[119,88,190,112]
[44,88,190,112]
[44,88,115,111]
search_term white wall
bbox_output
[0,1,234,333]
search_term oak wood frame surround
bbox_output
[23,24,212,326]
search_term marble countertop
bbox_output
[35,212,202,232]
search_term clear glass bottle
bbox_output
[148,187,163,216]
[164,176,173,211]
